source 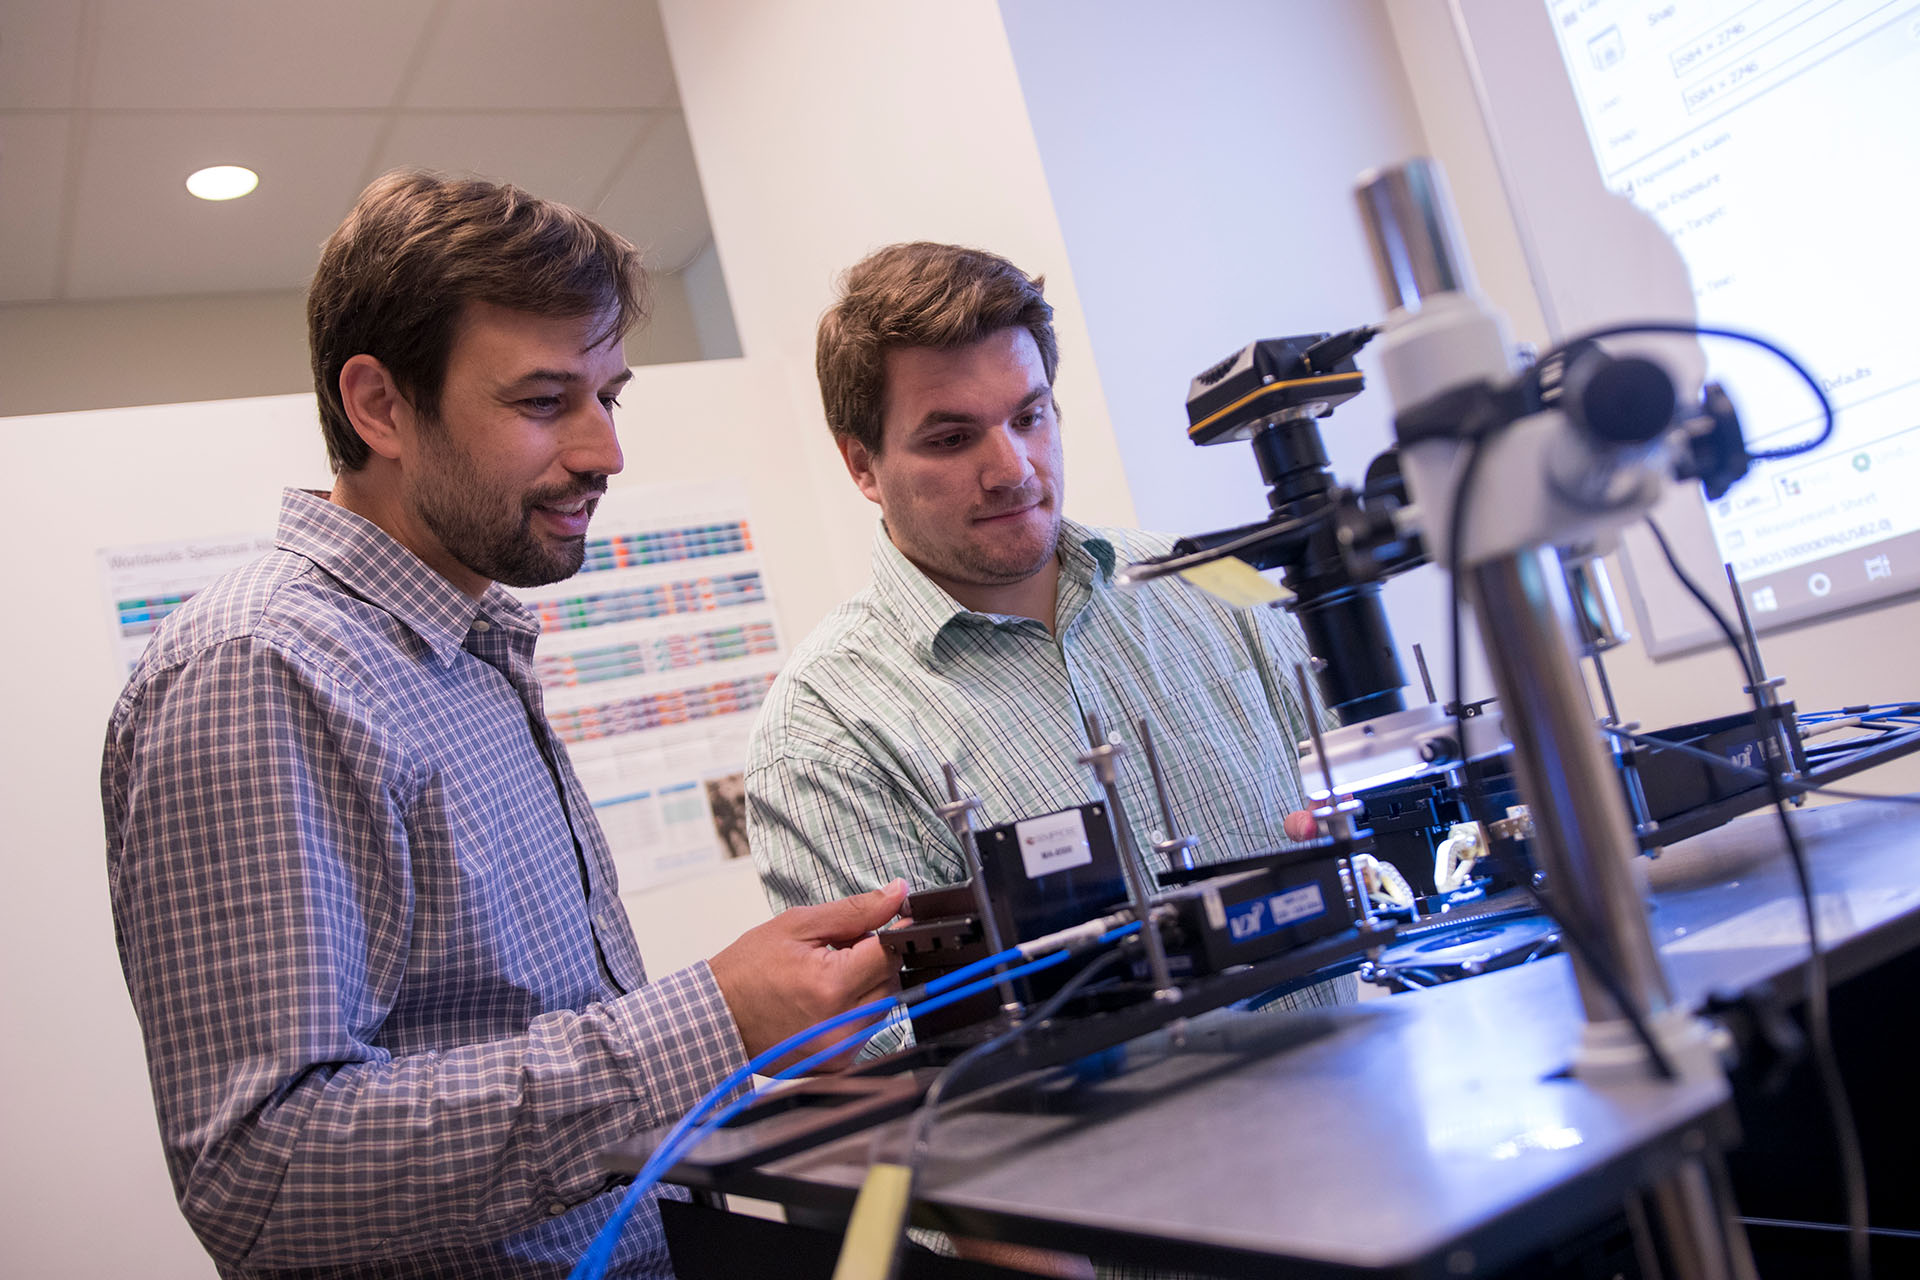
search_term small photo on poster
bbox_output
[705,772,750,861]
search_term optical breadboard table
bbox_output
[650,800,1920,1278]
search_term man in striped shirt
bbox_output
[746,242,1353,1005]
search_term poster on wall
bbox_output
[98,533,278,678]
[511,481,786,892]
[96,481,783,893]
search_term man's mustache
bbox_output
[526,478,610,507]
[974,485,1047,520]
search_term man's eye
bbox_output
[521,396,562,413]
[599,394,623,411]
[932,433,968,450]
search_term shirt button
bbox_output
[472,619,492,632]
[547,1200,569,1216]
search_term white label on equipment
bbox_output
[1015,809,1094,879]
[1269,884,1326,926]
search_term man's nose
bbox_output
[979,424,1034,490]
[565,401,625,478]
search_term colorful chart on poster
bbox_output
[98,533,278,676]
[513,482,786,891]
[99,483,783,892]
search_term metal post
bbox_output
[1474,549,1758,1275]
[1641,1148,1762,1280]
[1078,714,1179,1000]
[1294,665,1374,929]
[1590,648,1657,840]
[1412,641,1438,704]
[1467,548,1672,1038]
[1136,717,1199,874]
[938,762,1022,1019]
[1724,565,1803,781]
[1356,150,1752,1279]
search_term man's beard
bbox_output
[952,504,1062,584]
[411,444,604,589]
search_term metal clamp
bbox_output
[1488,805,1534,843]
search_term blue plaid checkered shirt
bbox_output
[103,488,745,1279]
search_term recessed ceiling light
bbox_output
[186,165,259,201]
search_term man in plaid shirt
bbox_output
[102,172,905,1279]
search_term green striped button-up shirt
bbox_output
[747,518,1333,913]
[749,516,1350,1262]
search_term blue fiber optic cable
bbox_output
[570,923,1139,1279]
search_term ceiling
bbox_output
[0,0,716,306]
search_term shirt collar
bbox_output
[274,487,538,667]
[868,516,1117,665]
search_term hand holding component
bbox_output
[709,879,909,1065]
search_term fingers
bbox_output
[820,932,902,1003]
[787,878,909,942]
[710,882,912,1061]
[1284,809,1318,841]
[848,946,903,998]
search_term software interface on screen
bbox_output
[1549,0,1920,627]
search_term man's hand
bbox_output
[709,880,909,1063]
[1284,809,1318,841]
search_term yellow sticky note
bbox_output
[1176,556,1292,608]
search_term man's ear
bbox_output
[837,434,883,506]
[338,354,413,464]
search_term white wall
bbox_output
[627,263,707,366]
[0,264,739,421]
[657,0,1139,588]
[1000,0,1496,708]
[0,4,1141,1273]
[1002,0,1426,524]
[0,290,314,417]
[680,239,743,361]
[0,396,333,1279]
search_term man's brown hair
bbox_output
[308,170,647,472]
[816,242,1058,455]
